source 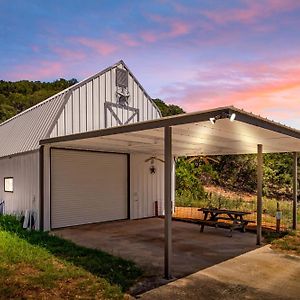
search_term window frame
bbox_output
[4,177,14,193]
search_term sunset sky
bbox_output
[1,0,300,128]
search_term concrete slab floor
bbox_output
[140,245,300,300]
[53,217,258,280]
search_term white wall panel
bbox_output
[0,151,40,228]
[130,153,165,219]
[79,85,87,132]
[93,78,100,130]
[73,89,80,134]
[87,81,93,131]
[130,153,175,219]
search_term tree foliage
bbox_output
[176,158,206,200]
[0,78,78,122]
[152,98,185,116]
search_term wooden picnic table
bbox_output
[197,208,254,236]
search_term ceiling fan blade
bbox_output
[155,158,165,163]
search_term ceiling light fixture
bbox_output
[209,112,236,124]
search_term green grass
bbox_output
[0,215,142,299]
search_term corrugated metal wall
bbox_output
[0,151,39,228]
[0,93,67,158]
[50,63,161,138]
[130,153,165,219]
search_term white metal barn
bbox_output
[1,60,300,278]
[0,60,167,230]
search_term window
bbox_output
[4,177,13,192]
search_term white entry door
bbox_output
[51,149,128,228]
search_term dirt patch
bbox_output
[204,184,255,202]
[14,263,40,277]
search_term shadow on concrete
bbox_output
[54,217,260,295]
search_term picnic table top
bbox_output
[198,208,251,215]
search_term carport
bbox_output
[41,106,300,279]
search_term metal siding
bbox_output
[73,89,80,133]
[99,74,106,129]
[49,62,161,138]
[57,108,65,136]
[93,78,100,130]
[0,93,65,157]
[128,74,134,123]
[43,146,51,231]
[65,98,73,135]
[130,153,164,219]
[51,149,128,228]
[0,151,40,228]
[79,85,87,132]
[87,81,93,131]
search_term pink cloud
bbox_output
[30,45,40,53]
[160,56,300,125]
[72,37,117,56]
[168,20,190,37]
[119,33,140,47]
[140,14,191,43]
[202,0,300,25]
[140,31,158,43]
[52,47,86,61]
[5,61,64,81]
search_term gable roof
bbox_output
[0,60,161,158]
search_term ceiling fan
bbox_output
[144,156,165,163]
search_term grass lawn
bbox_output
[270,230,300,256]
[0,215,142,299]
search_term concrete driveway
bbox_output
[53,217,258,278]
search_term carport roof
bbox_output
[40,106,300,156]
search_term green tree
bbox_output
[152,98,185,116]
[0,78,78,122]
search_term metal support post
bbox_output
[164,126,172,279]
[257,144,263,245]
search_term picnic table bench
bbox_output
[197,208,254,236]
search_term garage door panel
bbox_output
[51,149,127,228]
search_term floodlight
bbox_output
[209,117,216,124]
[230,113,236,122]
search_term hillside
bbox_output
[0,79,77,122]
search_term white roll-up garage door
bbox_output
[51,149,128,229]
